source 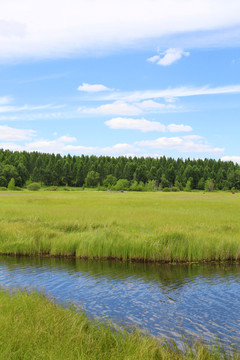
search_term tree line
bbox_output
[0,148,240,191]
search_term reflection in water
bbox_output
[0,256,240,349]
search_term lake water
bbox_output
[0,256,240,350]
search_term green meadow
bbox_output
[0,190,239,262]
[0,288,238,360]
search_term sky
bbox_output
[0,0,240,162]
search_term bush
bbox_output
[114,179,130,191]
[0,187,7,191]
[171,186,179,192]
[15,187,23,191]
[27,182,41,191]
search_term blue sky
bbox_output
[1,0,240,162]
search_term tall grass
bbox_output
[0,288,238,360]
[0,191,240,262]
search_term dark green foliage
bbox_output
[0,149,240,191]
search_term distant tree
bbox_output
[114,179,130,191]
[8,178,15,190]
[161,174,169,188]
[85,171,100,187]
[205,179,215,192]
[0,176,7,187]
[103,174,117,187]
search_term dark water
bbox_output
[0,256,240,349]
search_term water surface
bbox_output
[0,256,240,349]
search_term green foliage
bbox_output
[0,176,7,187]
[85,171,100,187]
[114,179,130,190]
[184,178,193,192]
[103,174,117,187]
[0,187,7,191]
[130,181,144,191]
[27,182,41,191]
[162,187,170,192]
[7,177,15,190]
[205,179,215,192]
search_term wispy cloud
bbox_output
[0,104,65,114]
[78,100,178,116]
[136,136,224,153]
[0,96,12,105]
[105,84,240,102]
[0,125,36,141]
[147,48,189,66]
[78,83,112,92]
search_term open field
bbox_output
[0,191,240,262]
[0,288,238,360]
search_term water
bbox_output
[0,256,240,349]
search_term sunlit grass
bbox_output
[0,191,240,262]
[0,288,238,360]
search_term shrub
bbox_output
[0,187,7,191]
[114,179,130,191]
[27,182,41,191]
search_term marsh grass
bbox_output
[0,191,240,262]
[0,288,238,360]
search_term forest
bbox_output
[0,148,240,191]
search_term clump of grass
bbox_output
[0,191,240,262]
[0,288,238,360]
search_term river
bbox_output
[0,256,239,350]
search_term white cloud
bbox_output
[136,136,224,153]
[167,124,192,132]
[105,117,193,133]
[105,118,166,132]
[77,83,111,92]
[0,125,36,141]
[221,156,240,164]
[105,84,240,102]
[1,0,240,60]
[147,48,189,66]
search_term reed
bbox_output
[0,288,238,360]
[0,191,240,262]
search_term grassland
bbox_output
[0,191,240,262]
[0,288,238,360]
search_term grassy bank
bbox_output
[0,288,238,360]
[0,191,240,262]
